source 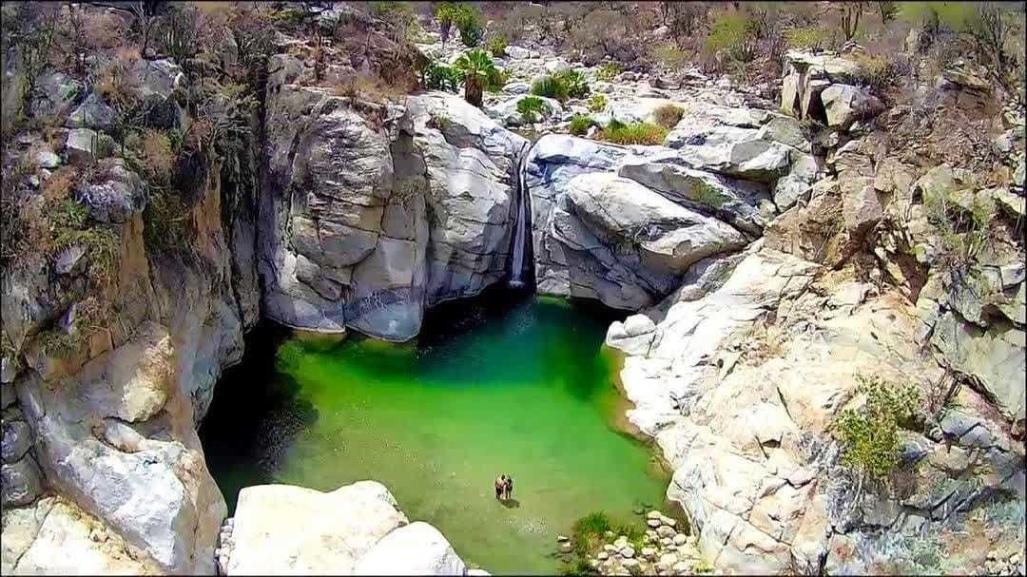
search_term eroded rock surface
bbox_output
[260,55,528,340]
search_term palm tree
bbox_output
[453,49,503,107]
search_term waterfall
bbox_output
[509,146,530,288]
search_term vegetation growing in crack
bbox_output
[835,376,924,483]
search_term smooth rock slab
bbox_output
[227,481,469,576]
[353,522,466,576]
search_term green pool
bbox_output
[200,291,669,574]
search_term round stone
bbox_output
[673,533,688,546]
[622,547,636,559]
[647,519,661,528]
[646,510,662,520]
[598,552,610,561]
[657,525,676,538]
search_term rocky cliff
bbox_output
[2,2,1025,576]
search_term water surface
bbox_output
[201,291,668,574]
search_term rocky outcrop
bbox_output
[780,51,884,130]
[259,54,528,341]
[607,246,1025,574]
[2,50,259,573]
[223,481,468,575]
[2,497,160,575]
[526,104,814,310]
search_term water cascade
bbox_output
[509,148,531,288]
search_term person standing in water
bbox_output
[504,475,514,500]
[495,474,507,500]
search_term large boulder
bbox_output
[74,159,147,223]
[821,84,884,130]
[67,92,116,131]
[17,321,227,574]
[3,498,159,575]
[526,134,786,310]
[226,482,468,575]
[259,58,527,341]
[665,105,809,183]
[530,163,746,310]
[353,522,467,576]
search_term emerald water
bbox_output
[200,291,669,574]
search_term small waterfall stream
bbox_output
[509,145,531,287]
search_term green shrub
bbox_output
[531,70,590,103]
[516,96,550,123]
[599,121,668,145]
[836,376,923,481]
[785,26,833,51]
[652,104,684,129]
[898,1,975,33]
[651,42,690,70]
[434,2,459,45]
[568,114,594,135]
[488,36,507,58]
[706,12,759,63]
[531,75,567,101]
[556,69,590,99]
[423,62,463,92]
[454,4,484,47]
[595,63,621,81]
[587,94,607,113]
[144,187,193,253]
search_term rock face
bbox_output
[607,247,1025,574]
[225,481,468,576]
[260,56,528,340]
[526,119,810,310]
[2,497,159,575]
[3,61,259,572]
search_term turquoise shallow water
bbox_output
[200,291,669,574]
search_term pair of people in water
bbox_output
[494,474,514,501]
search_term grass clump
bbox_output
[650,42,690,70]
[531,69,590,103]
[598,120,667,145]
[652,104,684,129]
[568,114,594,136]
[422,62,463,92]
[587,94,607,113]
[595,63,621,81]
[850,53,896,92]
[516,96,550,123]
[691,180,731,208]
[488,36,507,58]
[785,26,833,52]
[570,512,611,557]
[836,376,923,482]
